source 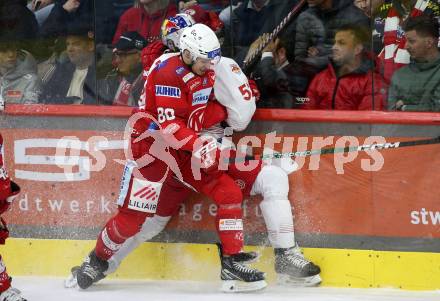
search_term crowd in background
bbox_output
[0,0,439,112]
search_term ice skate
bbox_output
[217,244,267,293]
[74,250,108,290]
[275,246,321,287]
[0,287,26,301]
[64,265,80,288]
[230,250,260,264]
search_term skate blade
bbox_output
[240,253,261,264]
[221,280,267,293]
[64,273,78,288]
[277,273,322,287]
[64,267,80,288]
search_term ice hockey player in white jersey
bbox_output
[66,14,321,292]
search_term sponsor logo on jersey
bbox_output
[230,64,241,74]
[182,72,195,83]
[175,66,185,75]
[219,219,243,231]
[189,78,201,91]
[155,60,168,70]
[155,85,181,98]
[128,178,162,213]
[192,88,211,105]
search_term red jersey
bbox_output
[113,4,178,45]
[0,135,20,215]
[145,54,216,152]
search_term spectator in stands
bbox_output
[41,27,97,105]
[28,0,55,26]
[354,0,383,17]
[292,0,369,96]
[0,38,41,105]
[219,1,241,25]
[180,0,229,12]
[304,24,386,110]
[0,0,39,45]
[222,0,299,65]
[113,0,177,44]
[373,0,440,82]
[98,32,146,106]
[388,16,440,112]
[40,0,94,39]
[253,32,301,108]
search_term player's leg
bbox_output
[106,176,192,275]
[250,164,321,286]
[189,171,266,292]
[70,155,168,289]
[0,256,26,301]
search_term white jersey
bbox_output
[213,57,256,131]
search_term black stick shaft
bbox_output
[231,136,440,163]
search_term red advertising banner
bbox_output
[2,128,440,240]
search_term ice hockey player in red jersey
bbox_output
[67,14,321,292]
[0,135,26,301]
[107,14,321,288]
[72,23,267,293]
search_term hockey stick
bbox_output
[229,136,440,163]
[242,0,307,74]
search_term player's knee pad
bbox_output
[137,214,171,241]
[251,165,289,201]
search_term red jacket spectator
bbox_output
[113,1,177,44]
[304,61,386,110]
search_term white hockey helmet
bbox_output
[179,23,221,63]
[161,13,195,51]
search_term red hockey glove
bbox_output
[0,181,20,215]
[141,40,166,71]
[192,136,220,174]
[208,11,224,33]
[248,79,261,102]
[0,218,9,244]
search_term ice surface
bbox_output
[12,277,440,301]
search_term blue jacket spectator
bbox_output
[41,28,97,105]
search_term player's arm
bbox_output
[213,57,256,131]
[203,98,227,129]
